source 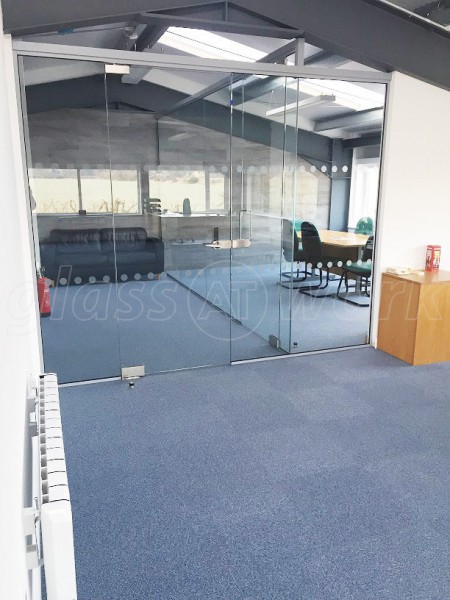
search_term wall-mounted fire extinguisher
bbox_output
[37,267,51,317]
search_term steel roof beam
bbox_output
[342,133,382,148]
[415,2,450,26]
[231,0,450,90]
[314,107,384,132]
[154,38,299,117]
[1,0,295,37]
[136,13,299,38]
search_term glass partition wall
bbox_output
[19,53,386,382]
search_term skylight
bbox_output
[289,79,385,111]
[159,28,267,62]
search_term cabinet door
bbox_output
[378,275,420,364]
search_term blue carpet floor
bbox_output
[60,348,450,599]
[169,263,370,352]
[42,264,370,383]
[41,278,281,383]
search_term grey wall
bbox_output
[27,107,158,168]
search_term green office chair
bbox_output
[336,236,373,306]
[354,217,374,235]
[281,219,307,285]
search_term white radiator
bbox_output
[37,373,77,600]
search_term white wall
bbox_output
[372,72,450,343]
[0,26,42,600]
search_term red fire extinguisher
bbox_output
[37,269,51,317]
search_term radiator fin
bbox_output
[38,374,77,600]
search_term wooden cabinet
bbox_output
[378,270,450,365]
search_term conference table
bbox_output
[297,229,369,282]
[319,230,368,270]
[318,230,369,249]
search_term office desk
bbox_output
[378,270,450,365]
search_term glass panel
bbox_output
[230,75,293,360]
[105,68,233,374]
[19,56,121,383]
[279,77,299,353]
[289,78,387,353]
[20,50,387,380]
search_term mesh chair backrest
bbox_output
[300,221,322,261]
[282,219,299,262]
[362,236,374,262]
[355,217,374,235]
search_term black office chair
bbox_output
[299,221,343,297]
[336,236,373,306]
[280,219,307,286]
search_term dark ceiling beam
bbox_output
[24,74,188,115]
[1,0,295,36]
[314,108,384,133]
[1,1,222,36]
[151,1,289,27]
[152,1,227,19]
[304,50,349,68]
[136,13,299,38]
[231,0,450,90]
[361,0,450,30]
[24,76,113,113]
[415,1,450,26]
[134,24,168,52]
[342,133,381,148]
[4,0,449,89]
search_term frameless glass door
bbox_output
[229,74,295,360]
[20,56,122,383]
[104,67,233,374]
[288,78,386,354]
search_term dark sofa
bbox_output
[40,227,164,284]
